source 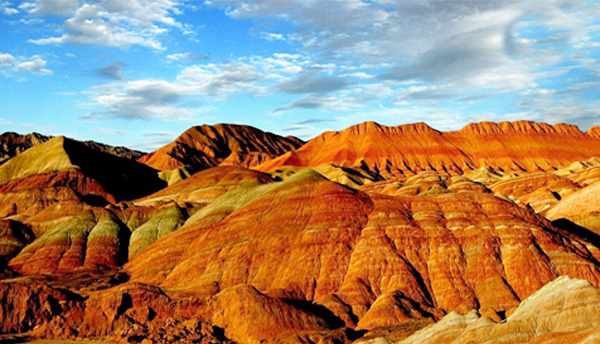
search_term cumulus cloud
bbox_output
[15,55,52,74]
[260,32,285,41]
[1,1,18,14]
[176,61,272,99]
[24,0,81,15]
[1,54,52,76]
[79,0,600,126]
[84,53,333,120]
[28,0,183,50]
[0,53,14,67]
[94,60,127,80]
[85,80,193,120]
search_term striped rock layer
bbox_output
[138,123,304,171]
[395,276,600,344]
[257,121,600,177]
[124,169,600,343]
[0,136,165,205]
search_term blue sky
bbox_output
[0,0,599,151]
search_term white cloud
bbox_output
[274,75,348,94]
[204,0,600,116]
[273,94,360,114]
[26,0,80,15]
[167,52,209,62]
[0,53,14,67]
[133,131,176,151]
[4,7,18,14]
[28,0,183,50]
[84,53,319,120]
[261,32,285,41]
[15,55,52,75]
[175,59,291,98]
[1,53,52,76]
[0,1,17,13]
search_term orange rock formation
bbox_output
[138,123,304,171]
[393,276,600,344]
[124,169,600,343]
[1,121,600,344]
[257,121,600,177]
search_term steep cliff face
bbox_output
[0,219,34,266]
[138,124,304,171]
[0,280,235,344]
[257,121,600,177]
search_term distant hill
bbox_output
[257,120,600,177]
[0,136,165,204]
[138,123,304,171]
[0,131,145,165]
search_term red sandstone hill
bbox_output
[124,169,600,343]
[257,121,600,177]
[2,121,600,344]
[138,123,304,171]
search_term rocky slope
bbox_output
[0,136,165,205]
[546,181,600,234]
[0,132,49,165]
[138,124,304,172]
[1,121,600,344]
[134,165,275,207]
[0,131,145,164]
[257,121,600,177]
[124,168,600,343]
[387,276,600,344]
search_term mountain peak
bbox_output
[139,123,304,171]
[342,121,439,136]
[257,120,600,177]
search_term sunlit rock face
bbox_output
[547,181,600,235]
[394,276,600,344]
[2,121,600,344]
[257,121,600,178]
[488,173,580,213]
[134,165,275,207]
[0,136,165,204]
[0,132,49,165]
[9,210,130,274]
[124,169,600,343]
[138,123,304,171]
